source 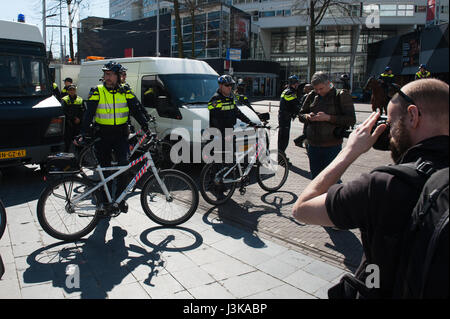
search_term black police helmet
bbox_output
[102,61,123,74]
[218,75,235,85]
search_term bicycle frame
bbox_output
[69,134,171,210]
[220,127,276,184]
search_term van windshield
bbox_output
[0,54,51,98]
[158,74,218,108]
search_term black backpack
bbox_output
[328,160,449,299]
[389,165,449,298]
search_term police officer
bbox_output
[340,74,351,91]
[78,61,150,213]
[235,78,256,113]
[62,84,85,152]
[61,77,73,98]
[278,75,300,163]
[415,64,431,80]
[378,66,395,99]
[208,75,257,161]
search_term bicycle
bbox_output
[199,124,289,206]
[37,132,199,241]
[77,122,175,182]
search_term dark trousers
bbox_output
[95,130,130,202]
[278,113,292,155]
[306,144,342,180]
[64,123,81,152]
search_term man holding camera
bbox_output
[298,72,356,179]
[292,78,449,298]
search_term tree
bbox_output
[168,0,184,58]
[293,0,360,76]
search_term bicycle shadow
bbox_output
[23,218,202,298]
[202,190,302,249]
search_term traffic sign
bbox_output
[226,48,241,61]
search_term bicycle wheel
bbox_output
[78,144,99,181]
[199,163,237,206]
[37,176,101,241]
[140,169,199,226]
[0,200,6,239]
[256,151,289,192]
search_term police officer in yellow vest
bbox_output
[61,77,73,98]
[378,66,395,99]
[78,61,150,213]
[208,75,257,161]
[278,75,300,163]
[62,84,85,152]
[415,64,431,80]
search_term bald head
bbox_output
[390,78,449,136]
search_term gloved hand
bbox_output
[73,134,84,147]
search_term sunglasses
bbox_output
[223,84,233,87]
[392,85,421,116]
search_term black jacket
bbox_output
[326,136,449,298]
[208,90,252,135]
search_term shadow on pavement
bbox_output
[323,227,363,272]
[23,218,202,299]
[288,164,312,180]
[202,189,303,248]
[0,165,45,208]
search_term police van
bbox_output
[0,20,64,168]
[77,57,261,162]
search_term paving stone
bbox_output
[284,269,331,295]
[200,256,256,281]
[256,257,299,280]
[171,266,216,289]
[139,273,185,298]
[219,271,284,299]
[107,281,151,299]
[188,282,236,299]
[244,283,317,299]
[21,282,65,299]
[302,259,346,282]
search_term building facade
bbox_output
[109,0,449,89]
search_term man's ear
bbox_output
[407,104,420,128]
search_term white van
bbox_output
[77,57,261,160]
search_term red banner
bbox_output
[426,0,436,26]
[124,48,134,58]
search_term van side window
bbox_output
[141,75,159,108]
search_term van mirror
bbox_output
[155,95,182,120]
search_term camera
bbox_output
[372,115,390,151]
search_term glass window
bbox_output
[208,11,220,20]
[284,10,291,16]
[208,20,220,30]
[260,11,275,17]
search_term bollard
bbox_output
[269,102,271,112]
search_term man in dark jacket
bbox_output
[298,72,356,179]
[293,78,449,298]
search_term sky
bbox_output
[0,0,110,57]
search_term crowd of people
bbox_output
[51,61,447,299]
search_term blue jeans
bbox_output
[306,144,342,180]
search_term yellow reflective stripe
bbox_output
[53,83,58,89]
[94,85,129,125]
[62,96,83,105]
[381,73,394,78]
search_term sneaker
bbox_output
[118,201,128,214]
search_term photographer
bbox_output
[292,78,449,298]
[298,72,356,179]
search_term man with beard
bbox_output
[292,78,449,298]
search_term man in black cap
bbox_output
[61,77,73,98]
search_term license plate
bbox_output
[0,149,26,160]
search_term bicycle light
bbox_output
[45,116,65,137]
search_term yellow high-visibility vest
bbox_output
[89,85,130,125]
